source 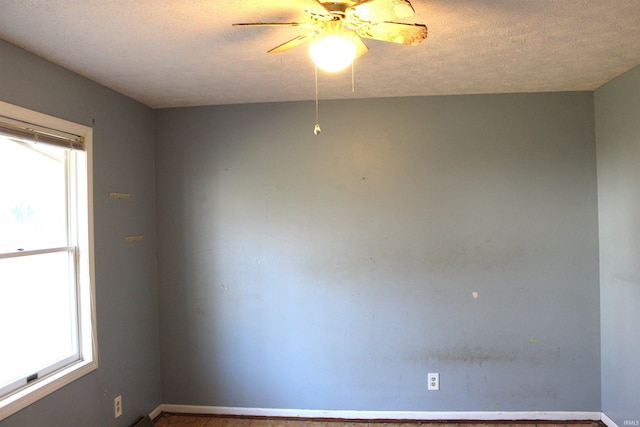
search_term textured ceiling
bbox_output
[1,0,639,108]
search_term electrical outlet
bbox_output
[428,373,440,391]
[114,395,122,418]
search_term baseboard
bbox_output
[154,404,602,422]
[149,404,163,421]
[601,412,620,427]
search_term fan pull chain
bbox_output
[314,64,321,135]
[352,60,355,93]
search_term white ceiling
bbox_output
[1,0,639,109]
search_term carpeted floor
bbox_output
[153,414,603,427]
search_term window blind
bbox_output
[0,115,84,151]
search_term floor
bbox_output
[153,414,603,427]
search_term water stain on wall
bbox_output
[417,345,519,366]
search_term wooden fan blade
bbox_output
[348,32,370,58]
[349,0,415,22]
[358,22,427,45]
[233,22,312,27]
[307,0,333,17]
[268,30,321,54]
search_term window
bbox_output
[0,101,97,421]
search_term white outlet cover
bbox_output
[428,373,440,391]
[114,395,122,418]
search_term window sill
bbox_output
[0,357,98,421]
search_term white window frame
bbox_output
[0,100,98,421]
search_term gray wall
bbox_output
[0,40,161,426]
[595,65,640,424]
[155,93,601,411]
[5,32,626,420]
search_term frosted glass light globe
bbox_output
[309,35,357,73]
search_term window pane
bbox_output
[0,136,67,253]
[0,251,78,388]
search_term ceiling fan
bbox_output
[234,0,428,72]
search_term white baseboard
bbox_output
[153,404,602,422]
[601,412,620,427]
[149,404,163,420]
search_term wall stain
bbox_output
[412,343,568,368]
[416,345,518,366]
[196,304,206,317]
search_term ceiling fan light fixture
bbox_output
[309,34,357,73]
